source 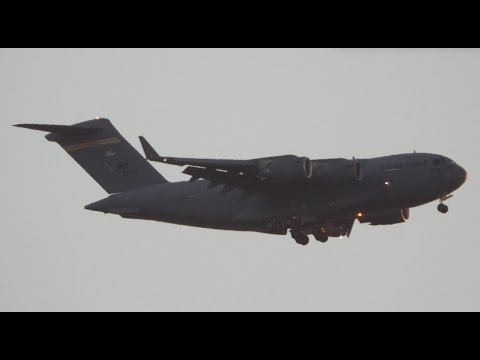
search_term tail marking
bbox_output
[63,137,121,152]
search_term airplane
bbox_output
[14,118,468,246]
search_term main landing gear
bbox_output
[314,233,329,243]
[290,229,309,246]
[290,227,330,246]
[437,194,453,214]
[282,218,330,246]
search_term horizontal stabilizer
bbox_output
[13,123,101,135]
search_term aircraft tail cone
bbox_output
[85,198,111,213]
[85,196,140,216]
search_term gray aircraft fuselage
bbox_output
[86,153,467,237]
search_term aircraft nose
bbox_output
[458,165,468,186]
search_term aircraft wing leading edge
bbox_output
[139,136,258,172]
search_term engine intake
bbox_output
[359,208,409,225]
[258,156,312,183]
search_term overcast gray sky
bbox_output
[1,48,479,311]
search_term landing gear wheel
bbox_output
[438,203,449,214]
[290,230,309,246]
[296,234,309,246]
[314,234,329,243]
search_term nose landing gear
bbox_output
[437,203,448,214]
[438,194,453,214]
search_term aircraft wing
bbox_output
[139,136,263,191]
[139,137,326,192]
[139,136,258,173]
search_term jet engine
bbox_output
[258,156,312,183]
[358,208,410,225]
[312,160,363,183]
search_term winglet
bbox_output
[139,136,163,162]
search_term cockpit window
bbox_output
[433,159,441,166]
[441,159,446,164]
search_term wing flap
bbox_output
[183,166,256,190]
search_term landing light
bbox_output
[357,212,363,218]
[384,181,390,186]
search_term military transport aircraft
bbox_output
[15,118,467,246]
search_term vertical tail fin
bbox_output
[15,118,168,194]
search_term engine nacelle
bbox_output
[359,208,410,225]
[312,160,363,183]
[258,156,312,183]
